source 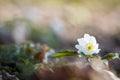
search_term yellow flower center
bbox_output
[86,43,94,51]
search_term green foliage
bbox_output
[0,42,40,80]
[53,49,95,59]
[0,42,120,80]
[102,53,115,60]
[80,52,86,57]
[53,50,79,58]
[53,50,120,61]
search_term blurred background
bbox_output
[0,0,120,53]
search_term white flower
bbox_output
[113,53,119,59]
[43,49,55,64]
[75,34,100,55]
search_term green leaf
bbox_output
[102,53,115,60]
[80,52,86,57]
[87,54,93,58]
[34,64,40,70]
[53,50,79,58]
[24,59,30,65]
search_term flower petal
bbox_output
[77,38,86,46]
[75,45,80,49]
[84,34,91,43]
[84,34,91,39]
[90,36,97,43]
[94,44,99,50]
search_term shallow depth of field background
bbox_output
[0,0,120,53]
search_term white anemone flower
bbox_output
[75,34,100,55]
